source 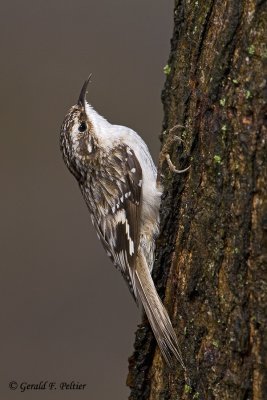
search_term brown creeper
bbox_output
[60,76,185,369]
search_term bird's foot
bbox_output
[158,125,190,181]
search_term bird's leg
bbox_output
[157,124,190,183]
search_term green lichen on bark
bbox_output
[128,1,266,399]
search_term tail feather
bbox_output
[135,253,186,369]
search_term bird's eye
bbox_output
[78,122,87,133]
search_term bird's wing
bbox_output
[91,144,143,301]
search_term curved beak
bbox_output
[77,73,92,107]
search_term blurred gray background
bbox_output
[0,1,173,399]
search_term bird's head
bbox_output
[60,75,98,181]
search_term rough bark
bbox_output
[127,1,266,399]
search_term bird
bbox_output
[60,75,186,369]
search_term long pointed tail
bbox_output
[135,252,186,369]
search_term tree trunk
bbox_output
[127,1,267,399]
